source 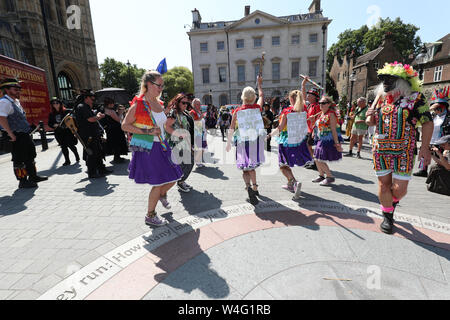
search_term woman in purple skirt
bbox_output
[312,95,343,186]
[226,76,265,205]
[122,71,183,227]
[268,90,311,199]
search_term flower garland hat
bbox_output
[430,86,449,107]
[377,62,422,92]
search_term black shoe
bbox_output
[247,187,259,206]
[413,170,428,177]
[29,175,48,183]
[88,173,104,179]
[99,168,113,175]
[356,152,362,159]
[62,161,71,166]
[344,152,353,157]
[19,179,38,189]
[380,212,395,234]
[113,157,126,164]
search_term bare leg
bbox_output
[248,170,258,191]
[160,182,176,197]
[148,186,162,213]
[315,161,326,177]
[391,179,409,202]
[321,162,333,178]
[280,166,295,181]
[242,171,251,186]
[348,134,357,152]
[377,174,394,208]
[357,135,364,153]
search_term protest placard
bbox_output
[287,112,308,145]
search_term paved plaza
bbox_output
[0,132,449,300]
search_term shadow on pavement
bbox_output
[255,193,374,240]
[193,166,229,180]
[333,170,375,185]
[330,184,380,204]
[0,188,36,217]
[74,177,119,197]
[178,188,223,216]
[143,226,230,299]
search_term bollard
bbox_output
[39,120,48,151]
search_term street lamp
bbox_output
[349,71,357,105]
[126,60,132,95]
[209,89,212,105]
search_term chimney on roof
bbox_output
[308,0,321,13]
[245,5,250,17]
[382,32,393,47]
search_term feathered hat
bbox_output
[377,62,422,92]
[430,86,450,107]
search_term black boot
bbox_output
[247,186,259,205]
[380,212,395,234]
[19,178,38,189]
[413,169,428,177]
[344,150,353,157]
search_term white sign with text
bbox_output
[287,112,308,145]
[237,108,264,141]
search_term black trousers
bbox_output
[266,128,272,151]
[82,137,105,175]
[11,132,37,180]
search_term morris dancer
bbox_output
[122,71,183,227]
[366,62,433,234]
[268,90,310,199]
[0,78,48,188]
[311,96,343,186]
[226,75,265,205]
[301,77,321,171]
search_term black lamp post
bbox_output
[39,0,59,97]
[126,60,132,95]
[349,72,357,105]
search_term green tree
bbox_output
[99,58,146,96]
[364,17,421,58]
[162,67,194,102]
[327,17,421,72]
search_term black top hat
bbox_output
[0,78,23,89]
[80,89,95,98]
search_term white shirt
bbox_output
[152,110,167,139]
[0,95,24,117]
[431,112,446,145]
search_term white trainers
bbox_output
[159,196,171,209]
[178,182,191,193]
[293,182,302,200]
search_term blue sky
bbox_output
[90,0,449,71]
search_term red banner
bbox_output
[0,54,50,126]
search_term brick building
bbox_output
[413,33,450,97]
[0,0,101,100]
[330,33,402,102]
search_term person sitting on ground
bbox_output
[414,86,450,177]
[426,135,450,196]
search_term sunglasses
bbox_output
[150,81,164,89]
[319,101,330,105]
[180,101,190,105]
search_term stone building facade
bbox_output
[0,0,101,100]
[187,0,331,106]
[413,33,450,97]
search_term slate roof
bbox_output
[354,47,384,68]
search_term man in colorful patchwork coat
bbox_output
[366,62,433,234]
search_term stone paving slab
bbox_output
[0,132,449,299]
